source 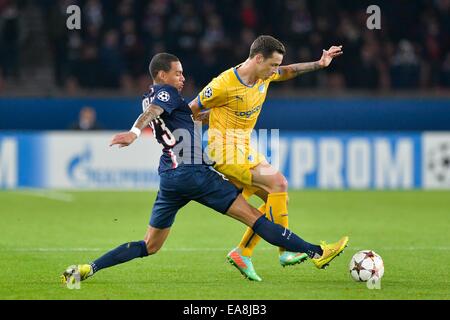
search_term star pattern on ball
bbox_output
[363,251,375,259]
[352,260,364,272]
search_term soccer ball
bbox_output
[349,250,384,282]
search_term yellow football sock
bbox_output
[239,204,265,257]
[238,192,289,256]
[265,192,289,254]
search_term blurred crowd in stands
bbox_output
[0,0,449,95]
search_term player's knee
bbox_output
[271,174,288,192]
[145,240,161,255]
[280,176,288,191]
[241,206,261,227]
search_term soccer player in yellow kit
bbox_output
[189,35,347,281]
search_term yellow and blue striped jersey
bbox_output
[198,66,281,144]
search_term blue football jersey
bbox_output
[142,84,207,173]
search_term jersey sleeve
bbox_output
[197,76,227,110]
[149,86,181,115]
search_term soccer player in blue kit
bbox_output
[61,53,348,284]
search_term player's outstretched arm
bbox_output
[277,45,343,81]
[110,104,164,148]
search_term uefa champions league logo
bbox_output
[157,91,171,102]
[204,87,213,99]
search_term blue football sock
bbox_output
[252,216,323,258]
[90,240,148,273]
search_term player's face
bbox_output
[162,61,185,92]
[257,52,283,80]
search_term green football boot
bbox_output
[226,248,262,282]
[279,251,308,267]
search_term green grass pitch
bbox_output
[0,190,449,300]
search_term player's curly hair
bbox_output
[149,53,180,80]
[249,35,286,59]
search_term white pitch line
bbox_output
[0,248,244,252]
[15,190,74,202]
[1,246,450,252]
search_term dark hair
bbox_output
[249,35,286,59]
[149,53,180,80]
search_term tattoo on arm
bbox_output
[278,61,323,81]
[133,104,164,130]
[291,61,322,76]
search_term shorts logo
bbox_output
[157,91,170,102]
[258,84,265,93]
[204,87,213,98]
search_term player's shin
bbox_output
[265,192,289,254]
[251,216,322,259]
[90,240,149,273]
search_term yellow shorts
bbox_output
[210,144,266,198]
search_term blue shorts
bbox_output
[149,165,240,229]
